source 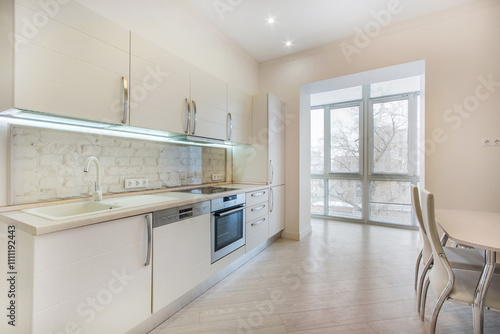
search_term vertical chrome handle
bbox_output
[270,187,274,213]
[191,100,197,135]
[122,77,129,124]
[226,113,233,141]
[185,98,191,134]
[145,214,152,266]
[269,160,274,184]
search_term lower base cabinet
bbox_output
[1,214,152,334]
[269,185,285,237]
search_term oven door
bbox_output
[211,205,245,263]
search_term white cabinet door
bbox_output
[31,214,152,334]
[12,1,130,124]
[152,214,211,313]
[129,33,191,134]
[189,66,227,140]
[227,85,253,144]
[232,93,286,185]
[268,94,286,186]
[269,185,285,237]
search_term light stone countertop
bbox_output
[0,184,268,236]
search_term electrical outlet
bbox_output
[125,178,149,189]
[212,173,224,181]
[481,138,500,147]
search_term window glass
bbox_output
[328,179,363,219]
[372,100,409,173]
[370,76,420,97]
[330,106,360,173]
[369,181,412,225]
[311,108,324,174]
[311,86,362,106]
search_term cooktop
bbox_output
[174,186,238,195]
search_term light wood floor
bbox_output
[149,218,500,334]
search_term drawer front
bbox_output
[246,202,268,222]
[246,215,269,253]
[245,188,269,207]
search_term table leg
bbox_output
[473,250,496,334]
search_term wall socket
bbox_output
[481,138,500,147]
[212,173,224,181]
[125,178,148,189]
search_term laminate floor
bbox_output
[149,218,500,334]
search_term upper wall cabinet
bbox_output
[189,66,227,141]
[6,0,130,124]
[129,33,191,134]
[227,85,252,144]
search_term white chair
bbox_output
[411,185,496,317]
[419,189,500,334]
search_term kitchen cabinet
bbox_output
[189,66,228,140]
[2,0,130,124]
[233,93,286,185]
[9,214,152,334]
[152,213,211,313]
[245,188,270,252]
[227,85,253,144]
[129,33,191,134]
[268,185,285,237]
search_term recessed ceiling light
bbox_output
[285,40,293,47]
[267,16,276,25]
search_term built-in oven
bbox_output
[211,193,245,264]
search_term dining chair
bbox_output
[419,189,500,334]
[411,185,496,317]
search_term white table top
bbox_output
[436,209,500,253]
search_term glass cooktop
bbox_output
[174,187,237,195]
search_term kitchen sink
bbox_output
[23,201,123,220]
[22,194,179,221]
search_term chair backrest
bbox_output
[412,185,432,261]
[420,189,453,295]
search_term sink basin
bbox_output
[23,201,123,221]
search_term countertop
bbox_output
[0,184,268,236]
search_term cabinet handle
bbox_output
[145,214,152,266]
[122,77,129,124]
[270,187,274,213]
[251,191,266,197]
[191,100,197,135]
[185,98,191,134]
[251,218,266,226]
[251,205,266,212]
[226,113,233,141]
[269,160,274,185]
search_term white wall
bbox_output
[258,1,500,238]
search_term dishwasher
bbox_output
[151,201,211,313]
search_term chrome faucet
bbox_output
[84,156,102,201]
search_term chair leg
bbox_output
[417,257,433,314]
[415,250,422,291]
[430,291,449,334]
[420,277,430,321]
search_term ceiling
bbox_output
[78,0,484,63]
[180,0,482,61]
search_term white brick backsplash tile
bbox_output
[10,125,227,204]
[12,158,36,171]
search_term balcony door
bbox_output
[311,76,421,227]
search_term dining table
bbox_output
[436,209,500,334]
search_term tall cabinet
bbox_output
[233,93,286,237]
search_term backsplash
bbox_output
[9,125,227,205]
